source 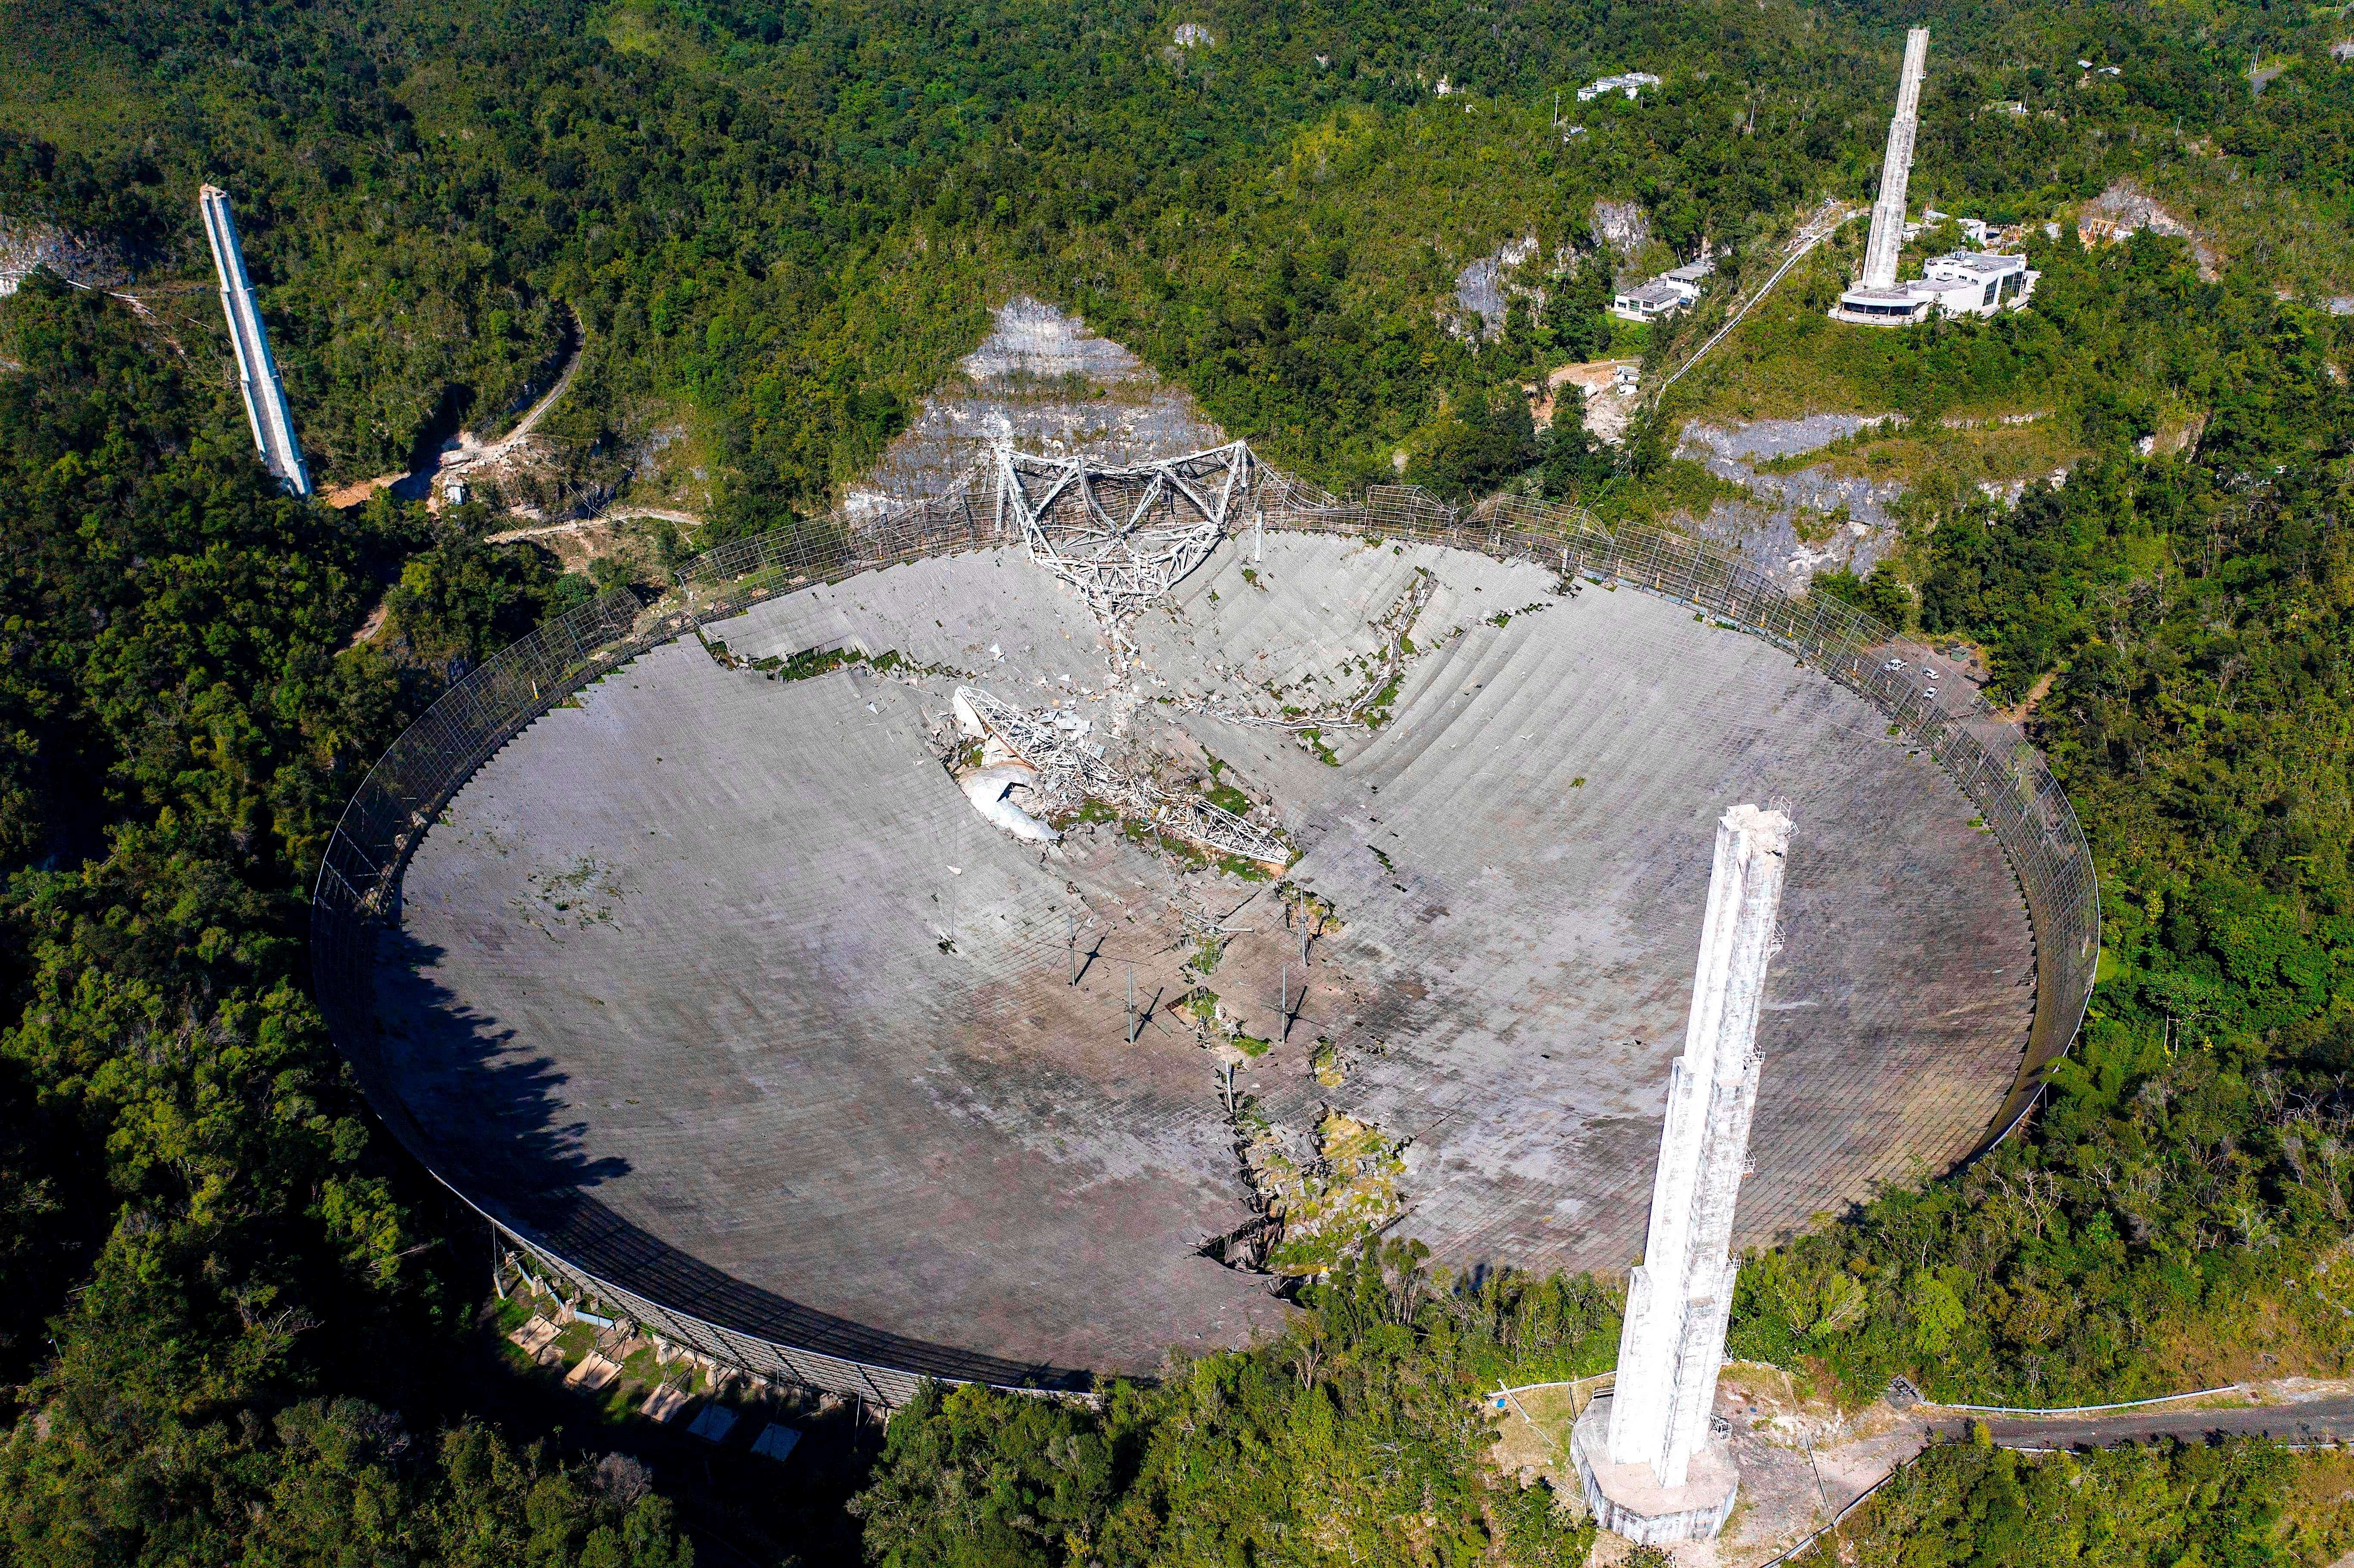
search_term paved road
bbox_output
[1927,1396,2354,1450]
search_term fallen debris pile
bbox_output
[954,684,1292,865]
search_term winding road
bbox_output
[1937,1394,2354,1451]
[324,308,584,508]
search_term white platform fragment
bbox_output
[960,764,1061,842]
[748,1423,803,1462]
[686,1403,738,1443]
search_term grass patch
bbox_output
[592,1,711,67]
[1791,504,1850,545]
[1752,421,2083,495]
[1311,1039,1345,1087]
[741,644,907,681]
[1254,1111,1407,1276]
[1206,780,1255,816]
[1202,752,1258,815]
[1594,457,1743,529]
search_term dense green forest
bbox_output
[9,0,2354,1559]
[1790,1432,2354,1565]
[850,1275,2354,1566]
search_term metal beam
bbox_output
[993,440,1251,657]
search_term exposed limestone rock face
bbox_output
[1589,199,1651,261]
[848,297,1227,509]
[1674,416,1907,588]
[0,216,130,297]
[2078,179,2220,279]
[1452,235,1541,341]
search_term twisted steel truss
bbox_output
[993,440,1254,653]
[956,685,1291,867]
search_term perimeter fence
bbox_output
[309,452,2096,1405]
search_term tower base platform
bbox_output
[1571,1395,1741,1544]
[1830,286,1931,327]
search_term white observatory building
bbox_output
[1832,30,2036,327]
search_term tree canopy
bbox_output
[8,0,2354,1559]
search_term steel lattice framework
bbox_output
[956,685,1291,866]
[993,440,1253,654]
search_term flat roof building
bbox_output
[1578,71,1662,102]
[1612,278,1696,321]
[1833,252,2036,327]
[1833,287,1930,326]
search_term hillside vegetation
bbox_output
[6,0,2354,1561]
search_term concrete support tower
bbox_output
[1859,29,1931,292]
[199,185,311,497]
[1832,29,1940,325]
[1573,803,1793,1544]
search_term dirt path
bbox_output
[440,306,588,476]
[1996,669,2056,724]
[484,517,601,545]
[321,311,584,510]
[346,597,391,650]
[443,314,585,471]
[483,507,702,547]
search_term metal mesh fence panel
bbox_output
[676,492,999,632]
[311,458,2096,1403]
[498,1223,934,1409]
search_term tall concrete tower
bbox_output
[1572,803,1792,1544]
[1859,29,1931,292]
[199,185,312,498]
